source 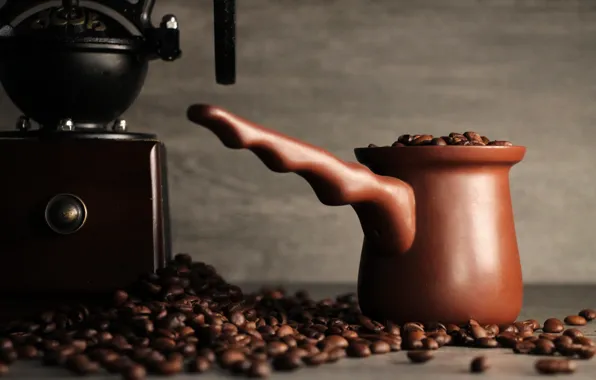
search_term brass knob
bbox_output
[45,194,87,235]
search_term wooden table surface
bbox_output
[3,284,596,379]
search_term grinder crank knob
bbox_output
[44,194,87,235]
[213,0,236,85]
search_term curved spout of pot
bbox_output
[187,104,416,255]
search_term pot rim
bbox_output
[354,145,526,166]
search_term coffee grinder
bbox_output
[0,0,236,310]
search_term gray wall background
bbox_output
[1,0,596,284]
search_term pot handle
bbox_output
[188,104,416,255]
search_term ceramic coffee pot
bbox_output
[187,104,526,325]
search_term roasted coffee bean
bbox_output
[470,356,489,373]
[248,360,271,378]
[272,352,301,371]
[544,319,566,334]
[122,364,147,380]
[266,341,288,357]
[500,324,518,334]
[411,135,433,145]
[404,331,425,349]
[517,324,534,338]
[197,348,215,363]
[231,359,253,374]
[452,330,474,346]
[346,342,371,358]
[113,290,129,306]
[525,319,541,330]
[0,341,12,352]
[276,325,294,337]
[564,315,587,326]
[391,133,512,147]
[105,357,136,374]
[563,328,583,338]
[153,356,183,375]
[407,350,434,363]
[496,333,519,348]
[0,363,8,376]
[476,337,499,349]
[555,335,573,346]
[488,141,513,146]
[539,333,558,341]
[430,137,447,146]
[470,325,487,339]
[327,347,347,362]
[535,359,576,375]
[382,335,403,351]
[574,336,595,347]
[219,349,246,369]
[464,131,484,144]
[188,356,211,373]
[533,339,556,355]
[370,340,391,354]
[484,324,499,337]
[578,308,596,321]
[513,341,535,354]
[556,344,581,358]
[303,351,328,366]
[16,345,37,359]
[397,134,413,144]
[421,338,439,350]
[403,322,424,332]
[65,355,100,375]
[319,335,349,351]
[577,346,596,359]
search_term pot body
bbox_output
[354,146,526,325]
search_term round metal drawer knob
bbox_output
[45,194,87,235]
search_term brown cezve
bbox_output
[187,104,527,325]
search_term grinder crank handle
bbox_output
[213,0,236,85]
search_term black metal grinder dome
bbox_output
[0,0,190,130]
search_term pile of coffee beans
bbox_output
[368,132,513,147]
[0,254,593,379]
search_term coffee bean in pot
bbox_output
[389,133,513,147]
